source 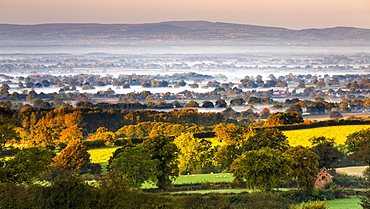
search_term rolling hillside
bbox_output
[0,21,369,45]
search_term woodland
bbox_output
[1,57,370,207]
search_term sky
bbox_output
[1,0,369,29]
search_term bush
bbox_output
[0,147,20,156]
[280,188,345,203]
[83,140,106,149]
[360,190,370,209]
[333,174,370,188]
[291,201,328,209]
[87,163,102,175]
[114,138,132,146]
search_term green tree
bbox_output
[51,139,91,175]
[231,147,291,192]
[360,190,370,209]
[142,135,179,190]
[242,128,290,152]
[0,147,53,183]
[174,133,214,174]
[109,146,157,188]
[184,100,199,108]
[0,107,21,151]
[285,146,319,192]
[345,128,370,164]
[309,136,344,169]
[230,98,246,106]
[214,125,253,170]
[286,104,303,116]
[47,175,94,208]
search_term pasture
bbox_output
[336,166,367,177]
[325,196,361,209]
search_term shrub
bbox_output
[83,140,106,149]
[291,201,328,209]
[114,138,132,146]
[333,174,370,188]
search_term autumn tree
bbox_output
[285,146,319,192]
[142,135,179,190]
[51,139,91,175]
[59,126,84,144]
[231,147,291,192]
[109,146,157,188]
[88,127,115,145]
[264,112,304,127]
[259,108,271,119]
[30,124,59,147]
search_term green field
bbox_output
[283,125,370,147]
[326,197,361,209]
[173,189,251,194]
[141,173,234,189]
[174,173,233,184]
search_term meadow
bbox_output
[323,197,361,209]
[282,125,370,147]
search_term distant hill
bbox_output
[0,21,369,45]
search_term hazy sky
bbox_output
[1,0,369,29]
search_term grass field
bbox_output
[326,196,361,209]
[141,173,234,189]
[172,189,251,194]
[282,125,370,147]
[175,173,233,184]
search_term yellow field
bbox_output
[87,125,370,166]
[283,125,370,147]
[88,146,121,163]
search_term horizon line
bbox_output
[0,20,368,31]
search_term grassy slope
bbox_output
[283,125,370,147]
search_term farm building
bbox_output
[315,167,333,187]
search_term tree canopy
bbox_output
[142,135,179,190]
[285,146,319,192]
[231,147,291,192]
[51,139,91,175]
[109,146,157,188]
[264,112,303,127]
